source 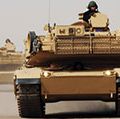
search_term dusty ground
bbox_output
[0,72,119,119]
[0,72,14,84]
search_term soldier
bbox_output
[83,1,99,23]
[4,39,16,52]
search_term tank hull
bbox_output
[0,53,24,71]
[0,64,23,71]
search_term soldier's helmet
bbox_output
[5,39,11,43]
[87,1,98,9]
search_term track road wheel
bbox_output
[16,85,45,118]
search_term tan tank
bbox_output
[14,12,120,118]
[0,39,24,71]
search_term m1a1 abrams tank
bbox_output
[0,39,24,71]
[14,12,120,118]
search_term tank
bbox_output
[14,12,120,117]
[0,39,24,71]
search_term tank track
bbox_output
[116,85,120,116]
[16,84,45,118]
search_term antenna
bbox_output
[48,0,51,23]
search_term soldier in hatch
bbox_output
[4,39,16,52]
[83,1,99,23]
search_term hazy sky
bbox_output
[0,0,120,51]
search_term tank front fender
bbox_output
[14,78,40,95]
[15,78,40,85]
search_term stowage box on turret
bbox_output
[14,12,120,117]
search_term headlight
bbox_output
[42,71,52,78]
[103,70,116,76]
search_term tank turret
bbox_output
[24,12,120,69]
